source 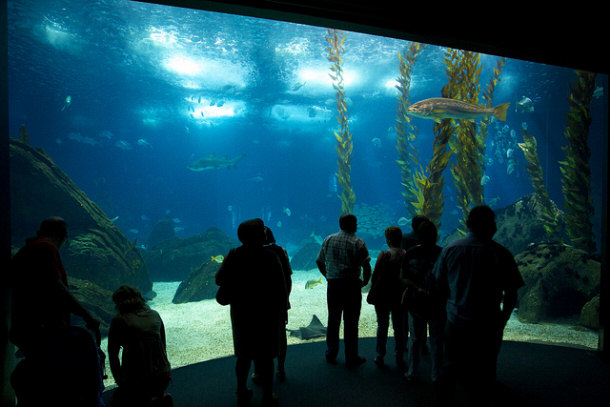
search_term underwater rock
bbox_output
[172,260,221,304]
[579,294,600,330]
[493,193,563,255]
[9,138,152,294]
[148,219,176,248]
[290,242,321,271]
[142,227,237,281]
[515,242,600,326]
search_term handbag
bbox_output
[216,285,232,306]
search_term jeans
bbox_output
[326,278,362,361]
[374,303,406,361]
[407,312,444,381]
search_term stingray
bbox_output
[288,314,327,340]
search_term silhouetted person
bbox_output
[252,226,293,384]
[316,213,371,368]
[367,226,407,370]
[216,219,288,407]
[264,226,292,380]
[433,206,524,407]
[108,286,172,407]
[401,219,443,383]
[400,214,431,357]
[401,214,429,251]
[10,216,103,406]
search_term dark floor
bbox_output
[102,338,610,407]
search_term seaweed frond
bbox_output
[448,50,485,234]
[560,70,597,252]
[395,42,426,219]
[327,28,355,214]
[518,128,560,240]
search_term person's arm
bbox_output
[316,245,327,278]
[54,279,100,330]
[361,261,372,287]
[107,317,123,385]
[501,289,518,325]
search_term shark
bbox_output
[187,152,246,171]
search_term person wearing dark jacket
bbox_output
[433,206,524,407]
[367,226,407,370]
[216,219,288,407]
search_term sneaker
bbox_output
[404,373,416,383]
[346,356,366,369]
[373,356,384,367]
[251,373,261,386]
[261,393,279,407]
[236,388,253,406]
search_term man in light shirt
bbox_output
[316,213,371,368]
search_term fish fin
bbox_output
[493,102,510,121]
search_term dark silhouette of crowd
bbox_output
[9,207,522,407]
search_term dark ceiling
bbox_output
[138,0,608,74]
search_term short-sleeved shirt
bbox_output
[433,232,524,327]
[316,230,371,280]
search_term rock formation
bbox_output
[515,242,600,326]
[10,138,152,330]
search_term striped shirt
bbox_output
[317,230,371,280]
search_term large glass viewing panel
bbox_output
[7,0,607,383]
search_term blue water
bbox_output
[7,0,607,252]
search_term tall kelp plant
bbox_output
[326,28,355,214]
[559,70,597,252]
[411,49,466,228]
[395,42,426,218]
[448,50,485,232]
[518,128,560,240]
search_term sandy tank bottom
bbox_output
[101,269,599,388]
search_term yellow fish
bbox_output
[305,278,323,289]
[211,255,224,264]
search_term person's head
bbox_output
[37,216,68,248]
[384,226,403,248]
[237,218,266,247]
[264,226,276,245]
[466,205,497,240]
[416,219,438,246]
[411,214,429,233]
[339,213,357,233]
[112,285,147,314]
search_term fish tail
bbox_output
[493,102,510,121]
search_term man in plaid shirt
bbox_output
[316,214,371,368]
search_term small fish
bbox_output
[408,98,510,123]
[516,96,534,113]
[137,138,152,148]
[283,207,291,216]
[305,278,323,289]
[397,217,408,226]
[211,255,224,264]
[481,175,490,186]
[61,95,71,111]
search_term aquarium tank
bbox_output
[6,0,608,385]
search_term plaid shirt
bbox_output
[317,230,371,280]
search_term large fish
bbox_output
[187,153,246,171]
[408,97,510,122]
